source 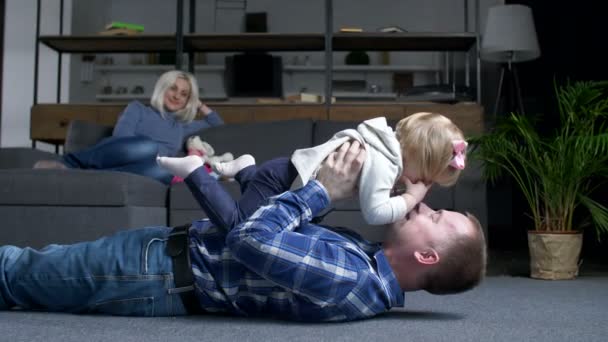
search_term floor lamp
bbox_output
[481,4,540,120]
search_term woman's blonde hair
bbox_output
[150,70,200,123]
[395,112,465,186]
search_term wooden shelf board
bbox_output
[185,33,326,52]
[39,35,177,53]
[332,32,477,51]
[39,32,476,54]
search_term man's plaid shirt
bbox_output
[188,180,404,322]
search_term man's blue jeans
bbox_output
[63,136,174,184]
[0,227,188,316]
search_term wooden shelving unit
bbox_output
[32,0,483,148]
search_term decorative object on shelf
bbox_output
[159,52,176,65]
[99,21,144,36]
[345,51,370,65]
[368,84,382,93]
[195,52,207,65]
[115,86,128,95]
[470,81,608,280]
[131,86,144,94]
[380,51,390,65]
[303,55,311,66]
[291,56,301,66]
[99,57,114,65]
[129,55,144,65]
[105,21,145,32]
[481,4,540,119]
[339,27,363,33]
[147,53,159,65]
[392,72,413,96]
[245,12,267,33]
[80,55,95,83]
[101,85,112,95]
[225,54,283,97]
[332,80,366,92]
[285,92,335,104]
[377,26,406,33]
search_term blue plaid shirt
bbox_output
[188,180,404,322]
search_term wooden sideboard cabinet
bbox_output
[30,102,484,146]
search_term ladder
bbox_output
[214,0,247,31]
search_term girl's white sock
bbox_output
[157,155,204,179]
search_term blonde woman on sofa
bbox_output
[34,70,223,184]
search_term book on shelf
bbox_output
[378,26,406,33]
[98,28,141,36]
[285,92,336,104]
[105,21,144,32]
[339,27,363,33]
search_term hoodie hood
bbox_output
[357,117,403,170]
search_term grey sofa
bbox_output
[0,119,486,247]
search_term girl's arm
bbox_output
[358,155,408,225]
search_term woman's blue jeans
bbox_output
[63,136,173,184]
[0,227,188,316]
[185,157,298,231]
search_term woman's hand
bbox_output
[197,100,213,116]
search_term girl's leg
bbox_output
[184,157,298,231]
[63,136,160,169]
[0,227,187,316]
[234,164,257,193]
[109,158,175,184]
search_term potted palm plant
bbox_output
[471,81,608,279]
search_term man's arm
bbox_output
[225,142,366,304]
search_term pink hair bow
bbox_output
[449,140,468,170]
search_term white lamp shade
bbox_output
[481,4,541,62]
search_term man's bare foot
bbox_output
[33,160,67,169]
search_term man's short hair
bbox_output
[423,213,487,295]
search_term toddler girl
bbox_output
[158,112,467,229]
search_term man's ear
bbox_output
[414,249,440,265]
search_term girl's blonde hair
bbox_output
[395,112,465,186]
[150,70,200,123]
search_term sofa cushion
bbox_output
[0,169,167,206]
[193,119,314,163]
[0,206,167,248]
[312,120,359,146]
[0,148,61,169]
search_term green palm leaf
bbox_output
[470,81,608,237]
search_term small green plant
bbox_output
[471,81,608,237]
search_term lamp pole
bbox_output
[493,51,526,120]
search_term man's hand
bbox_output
[316,141,366,202]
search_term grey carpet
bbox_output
[1,276,607,342]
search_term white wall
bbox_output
[1,0,71,148]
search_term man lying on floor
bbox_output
[0,142,486,322]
